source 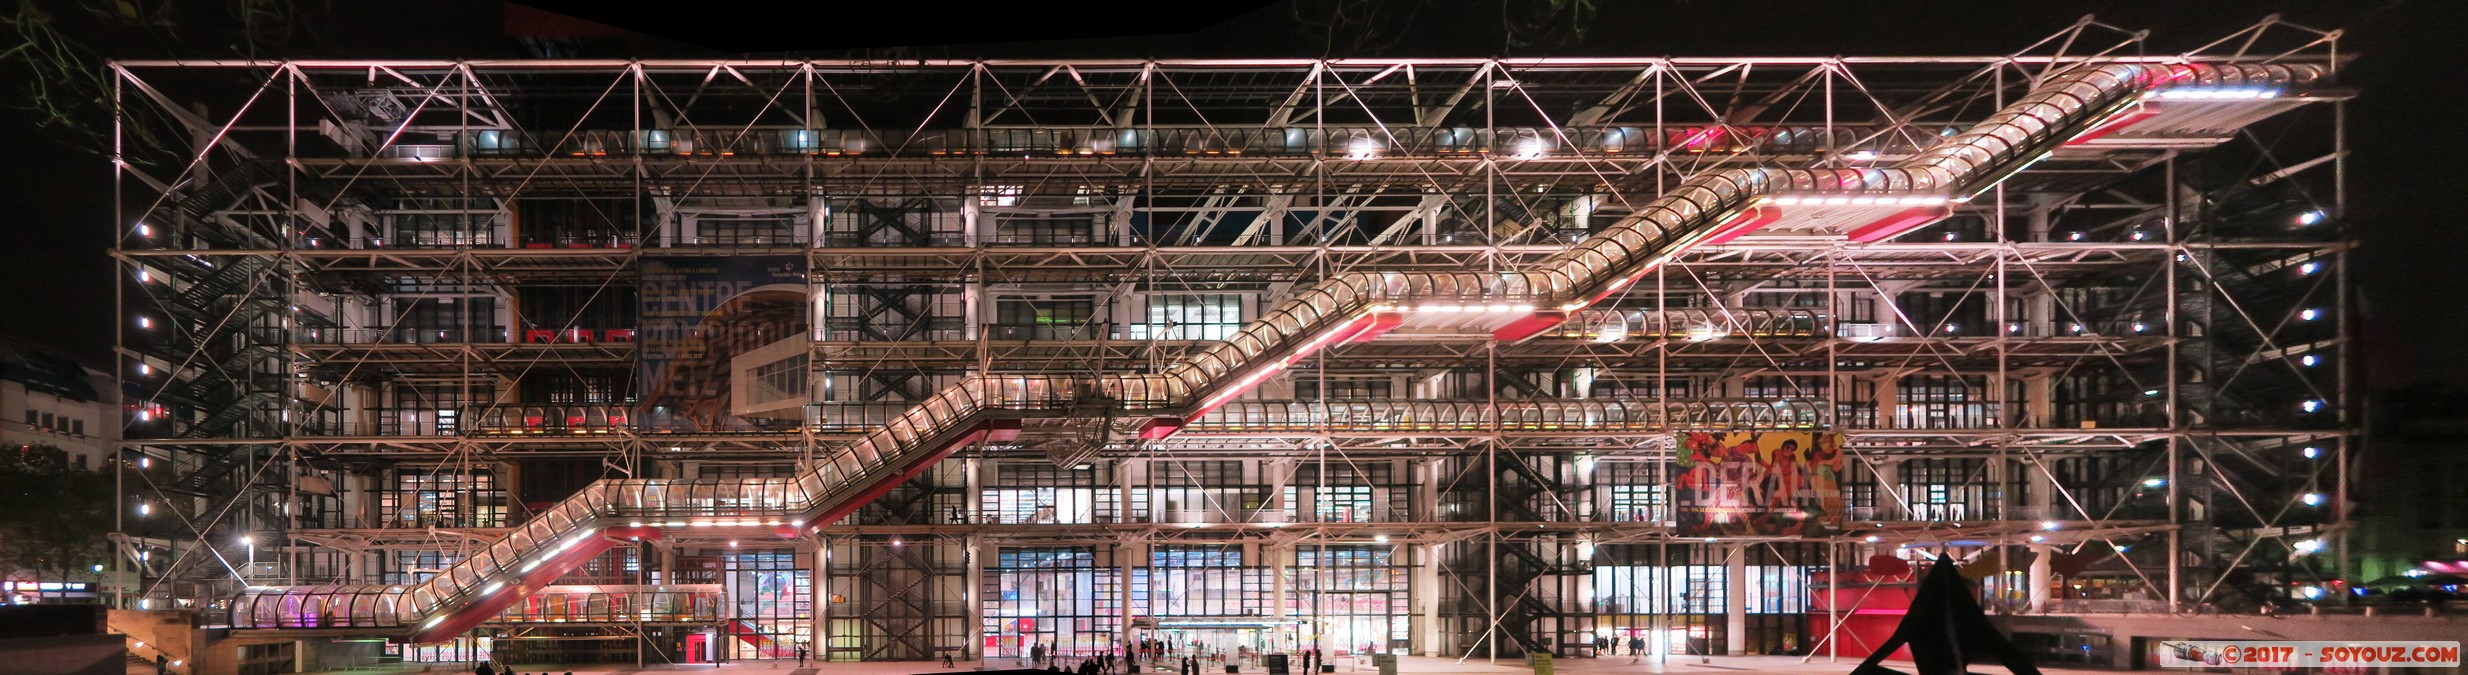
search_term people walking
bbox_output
[795,645,809,667]
[1627,636,1645,664]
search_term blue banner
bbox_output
[638,256,808,432]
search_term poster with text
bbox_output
[1670,431,1846,537]
[638,256,809,432]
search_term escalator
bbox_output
[226,61,2322,642]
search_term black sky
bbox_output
[1,0,2458,388]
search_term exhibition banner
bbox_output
[1670,431,1846,537]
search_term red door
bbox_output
[686,633,709,663]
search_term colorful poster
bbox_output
[638,256,809,432]
[1670,431,1846,537]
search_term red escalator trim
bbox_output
[1492,311,1570,343]
[1136,417,1184,440]
[1344,312,1405,344]
[782,419,1017,538]
[1845,206,1954,243]
[1701,205,1782,246]
[2065,105,2163,146]
[1145,311,1381,440]
[406,525,666,643]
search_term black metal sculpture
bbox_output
[1851,556,2042,675]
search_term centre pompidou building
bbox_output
[109,16,2358,671]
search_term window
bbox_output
[1128,294,1241,340]
[991,212,1106,246]
[725,549,811,660]
[987,547,1121,658]
[380,470,508,528]
[977,185,1023,207]
[1139,545,1266,617]
[391,296,500,344]
[71,420,83,436]
[993,298,1097,340]
[1280,486,1375,522]
[1139,461,1255,523]
[521,372,632,405]
[1295,377,1395,400]
[388,205,498,248]
[982,462,1111,524]
[1898,458,2002,521]
[1609,485,1667,523]
[1289,545,1410,650]
[694,215,800,246]
[749,355,808,408]
[40,413,53,430]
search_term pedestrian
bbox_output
[796,645,809,667]
[1627,636,1645,664]
[945,651,958,668]
[1034,642,1047,667]
[158,654,171,675]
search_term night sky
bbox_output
[2,0,2457,389]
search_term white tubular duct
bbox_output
[229,61,2321,639]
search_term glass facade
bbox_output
[985,547,1121,660]
[725,549,811,660]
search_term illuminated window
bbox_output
[1132,294,1242,341]
[978,185,1024,207]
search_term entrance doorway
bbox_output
[685,632,712,663]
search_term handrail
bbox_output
[229,61,2324,640]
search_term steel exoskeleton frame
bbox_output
[107,16,2352,663]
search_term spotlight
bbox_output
[2299,308,2322,321]
[2296,210,2325,226]
[2301,493,2325,506]
[2301,446,2321,459]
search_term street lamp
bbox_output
[240,535,254,576]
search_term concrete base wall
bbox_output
[109,609,202,674]
[0,634,128,675]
